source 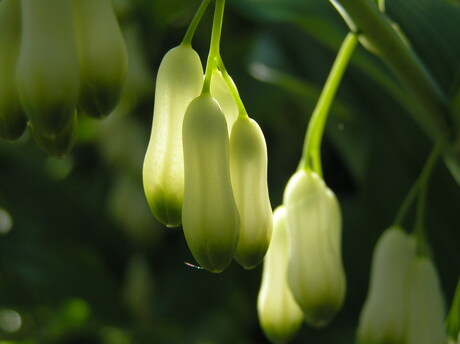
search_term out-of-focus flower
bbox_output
[405,256,447,344]
[356,227,416,344]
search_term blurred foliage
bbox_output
[0,0,459,343]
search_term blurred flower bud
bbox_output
[29,110,78,158]
[258,206,303,344]
[143,44,203,227]
[405,256,447,344]
[0,0,27,141]
[356,227,416,344]
[283,170,345,327]
[230,116,272,269]
[16,0,79,136]
[73,0,128,118]
[210,69,238,134]
[182,94,239,273]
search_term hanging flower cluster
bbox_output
[256,32,358,342]
[258,170,346,342]
[143,0,272,272]
[142,2,353,339]
[0,0,128,157]
[0,0,455,342]
[357,227,447,344]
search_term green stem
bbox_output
[413,139,444,255]
[329,0,453,143]
[216,56,248,117]
[202,0,225,94]
[182,0,212,46]
[393,140,444,230]
[299,32,358,176]
[393,179,419,227]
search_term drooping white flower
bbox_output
[143,44,203,227]
[258,206,303,344]
[283,169,345,327]
[356,227,416,344]
[181,94,240,273]
[230,116,273,269]
[405,256,447,344]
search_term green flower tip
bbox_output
[235,242,269,270]
[188,234,238,273]
[29,111,78,158]
[145,187,182,228]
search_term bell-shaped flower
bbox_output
[210,69,238,134]
[405,256,447,344]
[181,94,239,273]
[258,206,303,344]
[143,44,203,227]
[73,0,128,118]
[356,227,416,344]
[230,116,272,269]
[16,0,80,136]
[283,170,345,327]
[0,0,27,141]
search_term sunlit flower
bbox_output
[258,206,303,343]
[283,169,345,327]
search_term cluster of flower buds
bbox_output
[143,43,272,272]
[357,227,448,344]
[0,0,128,157]
[258,169,346,342]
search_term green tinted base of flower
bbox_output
[22,101,76,136]
[234,245,268,270]
[29,112,77,158]
[303,303,342,328]
[78,82,123,119]
[0,113,27,141]
[146,188,182,228]
[187,236,237,273]
[262,323,302,344]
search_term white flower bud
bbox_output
[16,0,79,135]
[143,45,203,227]
[283,170,345,327]
[230,116,273,269]
[0,0,27,141]
[182,94,240,273]
[405,256,447,344]
[258,206,303,344]
[73,0,128,118]
[356,227,416,344]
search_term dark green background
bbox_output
[0,0,459,342]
